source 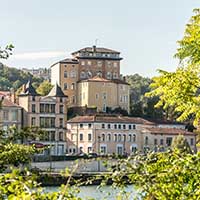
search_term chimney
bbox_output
[93,45,96,52]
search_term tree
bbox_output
[0,44,14,59]
[36,80,53,96]
[146,9,200,125]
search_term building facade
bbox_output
[77,76,130,113]
[18,81,68,155]
[66,115,196,155]
[0,97,22,131]
[50,46,129,112]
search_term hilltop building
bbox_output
[18,81,68,155]
[50,46,130,113]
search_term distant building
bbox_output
[18,81,68,155]
[66,115,196,155]
[22,68,51,81]
[50,46,129,112]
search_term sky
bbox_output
[0,0,199,77]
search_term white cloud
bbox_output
[10,51,67,60]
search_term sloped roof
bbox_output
[67,115,155,125]
[47,83,67,97]
[2,98,21,108]
[50,58,79,68]
[18,81,39,96]
[143,127,195,136]
[72,46,120,55]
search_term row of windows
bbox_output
[120,95,129,103]
[79,53,119,60]
[40,131,64,142]
[79,71,118,79]
[79,123,136,130]
[32,104,64,114]
[78,133,136,142]
[34,117,64,128]
[64,71,76,78]
[64,83,75,90]
[31,97,64,103]
[3,110,18,121]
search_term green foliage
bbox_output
[146,9,200,125]
[36,80,53,96]
[110,150,200,200]
[0,44,14,59]
[0,63,44,91]
[171,135,192,154]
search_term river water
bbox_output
[45,185,140,200]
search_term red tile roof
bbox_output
[2,98,20,107]
[67,115,155,125]
[144,127,195,136]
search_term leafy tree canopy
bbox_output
[36,80,53,96]
[146,9,200,125]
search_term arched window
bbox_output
[123,134,126,142]
[106,72,112,79]
[107,134,111,142]
[128,134,132,142]
[101,134,105,142]
[80,71,86,79]
[145,136,148,145]
[87,71,92,78]
[133,134,136,142]
[118,134,121,142]
[114,134,117,142]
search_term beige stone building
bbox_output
[66,115,196,155]
[50,46,129,112]
[77,76,130,113]
[18,81,68,155]
[0,97,22,131]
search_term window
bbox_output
[113,62,118,67]
[114,124,117,129]
[49,131,55,141]
[145,136,148,145]
[123,134,126,142]
[114,134,117,142]
[64,83,68,90]
[32,104,36,113]
[87,133,92,141]
[40,104,55,113]
[59,105,64,113]
[88,147,92,153]
[133,125,136,129]
[129,125,132,130]
[103,93,107,100]
[88,123,92,128]
[80,71,86,79]
[88,61,92,65]
[96,93,99,99]
[106,72,112,79]
[80,124,83,128]
[32,96,35,101]
[190,138,194,146]
[118,124,121,129]
[107,61,111,67]
[3,111,9,120]
[123,124,126,129]
[31,117,36,126]
[64,71,68,78]
[133,134,136,142]
[107,134,111,142]
[118,134,121,142]
[11,110,18,121]
[71,96,76,104]
[160,139,164,145]
[100,146,107,154]
[101,134,105,141]
[102,124,105,129]
[117,146,123,155]
[80,133,83,141]
[59,132,64,141]
[60,98,63,103]
[128,134,132,142]
[107,124,111,129]
[40,117,55,128]
[113,72,118,79]
[131,146,137,153]
[81,61,85,66]
[70,71,76,78]
[166,137,172,146]
[71,83,75,90]
[59,118,63,128]
[154,138,157,145]
[103,104,106,112]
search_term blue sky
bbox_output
[0,0,199,77]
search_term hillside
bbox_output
[0,62,44,91]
